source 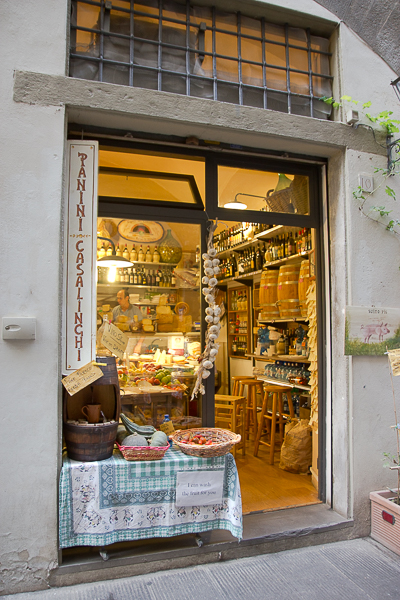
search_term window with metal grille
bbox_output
[70,0,333,119]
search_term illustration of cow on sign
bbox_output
[360,322,390,344]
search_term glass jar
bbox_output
[158,229,182,264]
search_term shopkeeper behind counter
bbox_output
[112,288,143,331]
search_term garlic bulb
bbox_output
[204,259,213,268]
[201,370,211,379]
[202,276,210,285]
[206,294,214,303]
[209,325,219,334]
[209,348,218,357]
[213,266,220,274]
[205,307,214,315]
[212,258,220,266]
[213,306,221,316]
[202,360,213,369]
[205,315,214,323]
[213,316,220,324]
[208,277,218,287]
[205,267,214,277]
[202,287,211,296]
[209,333,218,341]
[202,253,210,260]
[208,248,217,257]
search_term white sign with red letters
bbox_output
[63,141,98,374]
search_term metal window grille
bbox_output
[70,0,333,119]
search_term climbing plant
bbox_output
[323,96,400,236]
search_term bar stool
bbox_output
[231,375,255,396]
[214,394,246,456]
[237,379,264,441]
[254,385,295,465]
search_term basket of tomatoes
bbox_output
[171,428,241,457]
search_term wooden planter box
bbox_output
[370,489,400,555]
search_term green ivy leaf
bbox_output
[385,186,396,198]
[362,101,372,109]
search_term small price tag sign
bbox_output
[388,348,400,376]
[160,420,175,435]
[175,470,224,507]
[62,362,103,396]
[102,322,128,359]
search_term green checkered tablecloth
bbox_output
[59,447,242,548]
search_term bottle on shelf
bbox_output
[106,244,113,256]
[130,244,138,262]
[122,244,129,260]
[138,245,144,262]
[115,244,122,257]
[171,270,176,287]
[145,245,152,262]
[153,246,160,263]
[98,243,106,259]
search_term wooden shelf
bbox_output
[247,353,310,363]
[256,374,311,392]
[97,284,198,292]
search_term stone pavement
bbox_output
[2,538,400,599]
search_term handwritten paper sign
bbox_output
[175,470,224,507]
[388,349,400,376]
[102,322,128,359]
[62,362,103,396]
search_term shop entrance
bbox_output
[87,136,324,517]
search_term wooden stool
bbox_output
[231,375,255,396]
[214,394,246,456]
[237,379,264,441]
[254,385,295,465]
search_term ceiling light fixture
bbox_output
[223,193,248,210]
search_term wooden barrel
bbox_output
[63,356,120,462]
[298,259,310,318]
[277,263,301,319]
[261,270,280,320]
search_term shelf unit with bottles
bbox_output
[227,286,251,360]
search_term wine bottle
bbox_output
[138,245,144,262]
[123,244,129,260]
[115,244,122,257]
[145,245,152,262]
[153,246,160,263]
[130,244,137,262]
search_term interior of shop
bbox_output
[92,146,320,516]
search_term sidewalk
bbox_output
[2,538,400,600]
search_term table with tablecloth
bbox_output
[59,447,242,548]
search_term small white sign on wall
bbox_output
[175,470,224,507]
[345,305,400,355]
[63,141,98,374]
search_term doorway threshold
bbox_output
[52,504,353,588]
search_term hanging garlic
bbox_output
[202,360,213,369]
[213,306,221,316]
[208,277,218,287]
[202,276,210,285]
[202,287,211,295]
[212,258,220,267]
[202,253,210,260]
[205,307,214,315]
[205,315,214,323]
[206,294,214,303]
[208,248,217,257]
[213,316,220,324]
[201,370,211,379]
[205,267,214,277]
[204,259,213,268]
[209,348,218,357]
[213,266,220,274]
[208,333,218,341]
[209,325,219,334]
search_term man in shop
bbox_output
[112,288,143,331]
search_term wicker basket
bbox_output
[265,188,294,213]
[290,175,309,214]
[171,428,241,457]
[117,442,169,461]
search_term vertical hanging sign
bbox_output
[63,141,98,374]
